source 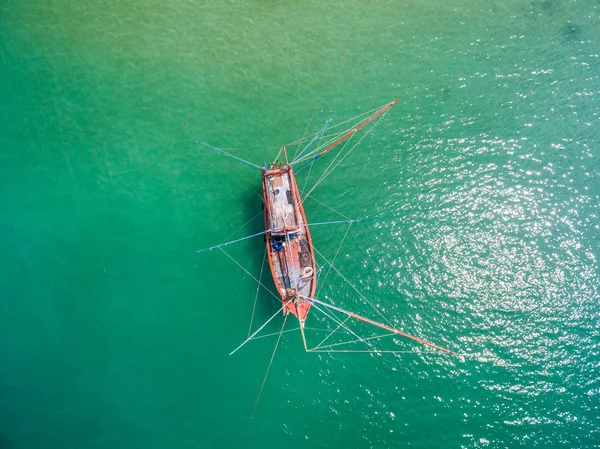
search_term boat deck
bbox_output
[262,165,316,322]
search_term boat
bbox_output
[262,155,316,324]
[197,99,455,357]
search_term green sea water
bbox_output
[1,0,599,448]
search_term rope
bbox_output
[316,222,352,297]
[292,119,333,163]
[303,110,388,201]
[197,230,267,253]
[307,131,356,195]
[310,303,369,351]
[292,0,373,161]
[219,248,280,302]
[251,327,345,341]
[314,316,350,349]
[245,314,288,436]
[229,305,284,356]
[311,244,395,328]
[293,128,349,165]
[226,210,264,240]
[315,332,395,350]
[197,141,262,170]
[286,106,379,150]
[301,152,315,193]
[310,349,425,354]
[306,196,351,220]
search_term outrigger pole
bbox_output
[196,141,263,170]
[196,217,375,252]
[293,99,398,173]
[300,295,456,355]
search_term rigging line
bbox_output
[197,230,267,253]
[310,350,424,354]
[304,109,390,199]
[302,294,455,355]
[293,112,384,165]
[305,327,345,332]
[226,210,264,240]
[316,222,352,297]
[251,327,301,340]
[314,316,350,350]
[199,218,369,252]
[297,127,356,185]
[274,146,283,163]
[294,99,396,173]
[293,127,351,159]
[287,108,376,148]
[305,196,351,220]
[286,106,381,149]
[311,244,395,328]
[303,111,388,201]
[248,246,268,337]
[309,129,356,191]
[292,119,333,163]
[309,303,372,352]
[315,332,396,350]
[251,327,337,341]
[300,127,326,194]
[245,314,288,438]
[292,0,373,161]
[309,217,374,226]
[230,306,284,356]
[300,131,357,198]
[293,129,364,166]
[301,145,315,193]
[219,248,280,302]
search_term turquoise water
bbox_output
[1,0,599,447]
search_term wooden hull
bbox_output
[262,165,316,323]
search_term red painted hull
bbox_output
[262,165,316,323]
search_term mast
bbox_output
[282,145,289,165]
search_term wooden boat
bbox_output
[262,154,316,324]
[197,99,455,356]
